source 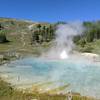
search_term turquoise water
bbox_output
[0,57,100,98]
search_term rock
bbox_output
[81,53,99,58]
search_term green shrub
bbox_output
[0,30,8,43]
[80,44,93,53]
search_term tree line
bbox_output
[31,24,55,44]
[73,21,100,47]
[0,21,100,47]
[32,22,100,46]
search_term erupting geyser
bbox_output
[43,21,84,59]
[60,50,68,59]
[42,22,84,59]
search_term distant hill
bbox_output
[0,17,100,55]
[0,17,53,57]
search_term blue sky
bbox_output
[0,0,100,22]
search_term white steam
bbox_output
[55,22,84,49]
[42,21,84,59]
[60,50,68,59]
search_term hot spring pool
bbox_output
[0,57,100,98]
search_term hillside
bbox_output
[0,18,100,63]
[0,18,51,56]
[0,18,52,65]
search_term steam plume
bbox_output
[43,21,84,59]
